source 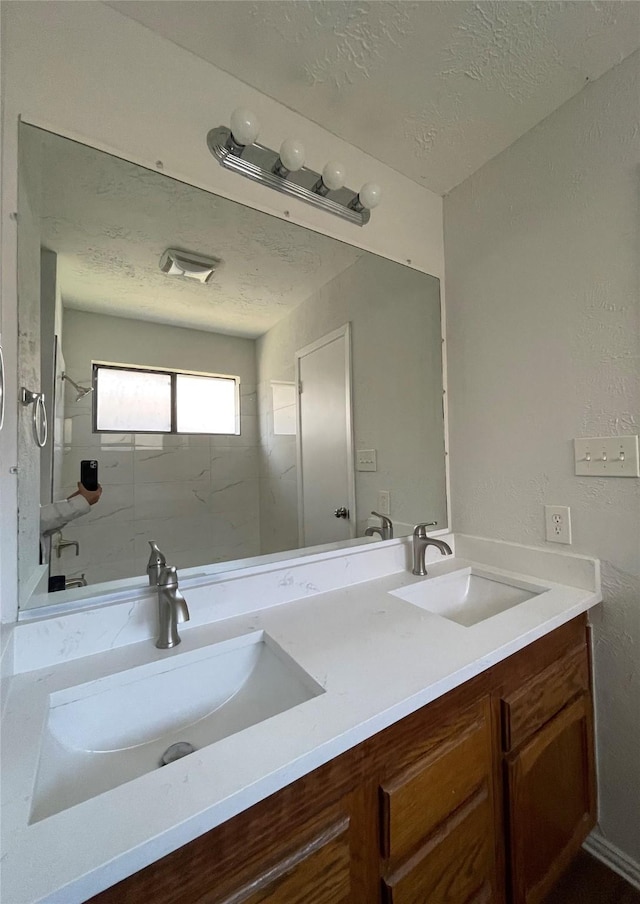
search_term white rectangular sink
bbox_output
[30,631,323,823]
[389,568,546,627]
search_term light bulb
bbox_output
[358,182,382,210]
[322,161,346,192]
[279,138,305,172]
[229,107,260,146]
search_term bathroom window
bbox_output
[92,363,240,435]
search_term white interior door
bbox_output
[296,324,355,547]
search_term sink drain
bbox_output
[159,741,196,767]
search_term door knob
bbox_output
[334,506,349,519]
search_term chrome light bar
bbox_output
[206,126,371,227]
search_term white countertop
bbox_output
[0,535,601,904]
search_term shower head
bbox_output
[62,372,94,403]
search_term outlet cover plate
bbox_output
[545,505,572,544]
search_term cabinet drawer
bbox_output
[380,698,492,863]
[501,643,589,751]
[382,787,495,904]
[209,817,352,904]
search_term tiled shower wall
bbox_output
[56,309,260,585]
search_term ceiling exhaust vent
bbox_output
[159,248,221,284]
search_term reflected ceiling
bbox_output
[34,131,363,336]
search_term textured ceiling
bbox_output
[106,1,640,194]
[29,128,362,336]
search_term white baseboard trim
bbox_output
[583,831,640,891]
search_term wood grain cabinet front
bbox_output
[212,815,353,904]
[87,615,595,904]
[380,697,499,904]
[504,685,596,904]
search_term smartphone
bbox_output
[80,459,99,491]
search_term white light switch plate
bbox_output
[356,449,377,471]
[378,490,390,515]
[574,436,639,477]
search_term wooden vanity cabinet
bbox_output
[378,697,500,904]
[88,615,594,904]
[500,633,596,904]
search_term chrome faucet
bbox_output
[53,531,80,558]
[155,564,190,649]
[412,522,452,576]
[364,511,394,540]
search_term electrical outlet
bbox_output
[378,490,390,516]
[544,505,572,544]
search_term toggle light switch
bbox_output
[574,436,639,477]
[356,449,377,471]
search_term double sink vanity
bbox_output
[1,533,601,904]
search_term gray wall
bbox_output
[257,254,446,553]
[444,52,639,863]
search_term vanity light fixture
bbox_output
[159,249,221,284]
[207,107,382,227]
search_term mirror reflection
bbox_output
[18,123,446,609]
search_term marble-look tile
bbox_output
[62,410,93,447]
[210,414,258,448]
[209,477,261,515]
[133,512,217,561]
[260,477,299,555]
[210,446,259,483]
[62,445,134,488]
[137,433,211,450]
[99,433,135,448]
[133,434,166,451]
[52,519,136,573]
[240,383,258,417]
[260,435,297,480]
[209,511,261,550]
[58,482,135,526]
[134,478,212,521]
[66,557,139,586]
[133,446,210,484]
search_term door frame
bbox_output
[295,323,356,547]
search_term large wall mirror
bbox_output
[17,122,447,611]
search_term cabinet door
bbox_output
[505,694,596,904]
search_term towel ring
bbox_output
[21,387,48,448]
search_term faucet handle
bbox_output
[147,541,167,586]
[158,564,179,588]
[371,511,394,540]
[413,521,437,537]
[371,510,392,527]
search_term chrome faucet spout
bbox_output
[411,522,452,576]
[155,564,190,649]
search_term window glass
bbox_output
[176,373,238,434]
[95,367,172,432]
